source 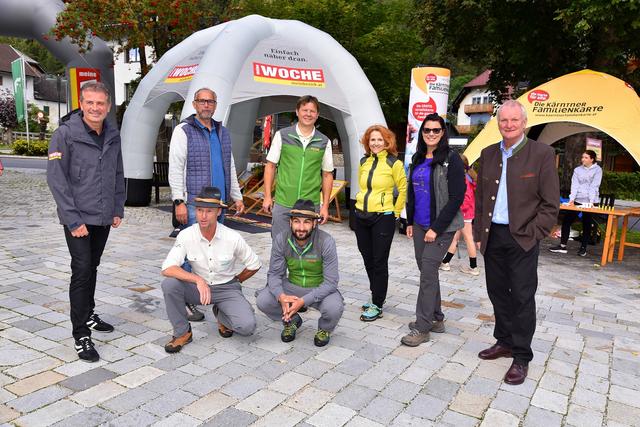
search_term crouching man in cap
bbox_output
[161,187,261,353]
[257,199,344,347]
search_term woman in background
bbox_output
[550,150,602,256]
[440,153,479,275]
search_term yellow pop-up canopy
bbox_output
[464,70,640,166]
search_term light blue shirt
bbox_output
[492,135,525,224]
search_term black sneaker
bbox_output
[187,304,205,322]
[577,247,587,257]
[549,245,567,254]
[86,313,114,333]
[75,336,99,362]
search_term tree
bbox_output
[415,0,640,97]
[0,89,18,131]
[52,0,232,76]
[233,0,432,136]
[0,37,64,74]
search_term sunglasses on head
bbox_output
[422,127,443,135]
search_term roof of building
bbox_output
[0,43,45,78]
[463,69,491,88]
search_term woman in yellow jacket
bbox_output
[354,125,407,321]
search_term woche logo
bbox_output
[527,89,550,103]
[253,62,325,88]
[425,73,438,83]
[164,64,199,83]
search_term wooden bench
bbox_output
[152,161,169,204]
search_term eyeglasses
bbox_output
[422,127,443,135]
[194,99,217,106]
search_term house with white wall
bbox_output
[0,43,69,128]
[451,70,494,135]
[112,46,154,106]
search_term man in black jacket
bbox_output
[47,82,125,362]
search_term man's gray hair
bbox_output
[194,87,216,100]
[80,81,111,103]
[497,99,527,121]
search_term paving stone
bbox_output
[268,372,314,395]
[113,366,165,388]
[449,390,491,418]
[379,378,421,403]
[140,369,193,393]
[182,391,237,420]
[70,380,127,407]
[530,388,568,414]
[312,370,354,393]
[14,399,84,427]
[284,386,333,414]
[250,406,306,427]
[5,371,66,396]
[332,384,378,411]
[221,376,267,399]
[569,386,606,411]
[59,367,118,392]
[437,410,479,427]
[391,413,436,426]
[565,404,603,427]
[199,409,256,427]
[104,409,159,426]
[422,376,460,401]
[151,413,201,427]
[315,346,355,365]
[523,406,563,427]
[3,356,63,379]
[181,373,232,397]
[462,376,501,397]
[359,395,404,424]
[236,389,287,416]
[6,385,71,413]
[50,406,115,427]
[606,401,640,426]
[479,408,519,427]
[100,387,159,414]
[404,393,448,420]
[141,389,197,417]
[334,357,374,377]
[489,390,530,416]
[609,384,640,408]
[306,403,356,427]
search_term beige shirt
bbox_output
[162,223,261,285]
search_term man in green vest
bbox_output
[262,95,334,238]
[256,199,343,347]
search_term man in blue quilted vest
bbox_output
[169,87,245,321]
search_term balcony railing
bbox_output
[464,103,494,114]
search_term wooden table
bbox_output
[617,207,640,262]
[559,204,633,266]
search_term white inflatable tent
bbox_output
[122,14,386,205]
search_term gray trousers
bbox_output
[256,281,344,332]
[270,203,291,239]
[412,226,455,332]
[162,278,256,337]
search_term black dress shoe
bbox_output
[478,343,513,360]
[504,361,528,385]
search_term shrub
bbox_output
[12,139,49,156]
[600,171,640,201]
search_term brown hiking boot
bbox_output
[164,326,192,353]
[401,329,430,347]
[218,321,233,338]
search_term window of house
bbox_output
[43,106,50,115]
[472,96,481,104]
[125,48,140,63]
[483,96,490,104]
[0,75,3,86]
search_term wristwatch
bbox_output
[173,199,185,206]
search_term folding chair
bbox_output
[326,180,348,222]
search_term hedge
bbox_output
[12,139,49,156]
[601,172,640,201]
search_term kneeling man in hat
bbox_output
[161,186,261,353]
[257,199,344,347]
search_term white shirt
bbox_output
[266,124,334,172]
[162,223,261,285]
[168,122,242,202]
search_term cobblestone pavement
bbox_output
[1,168,639,427]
